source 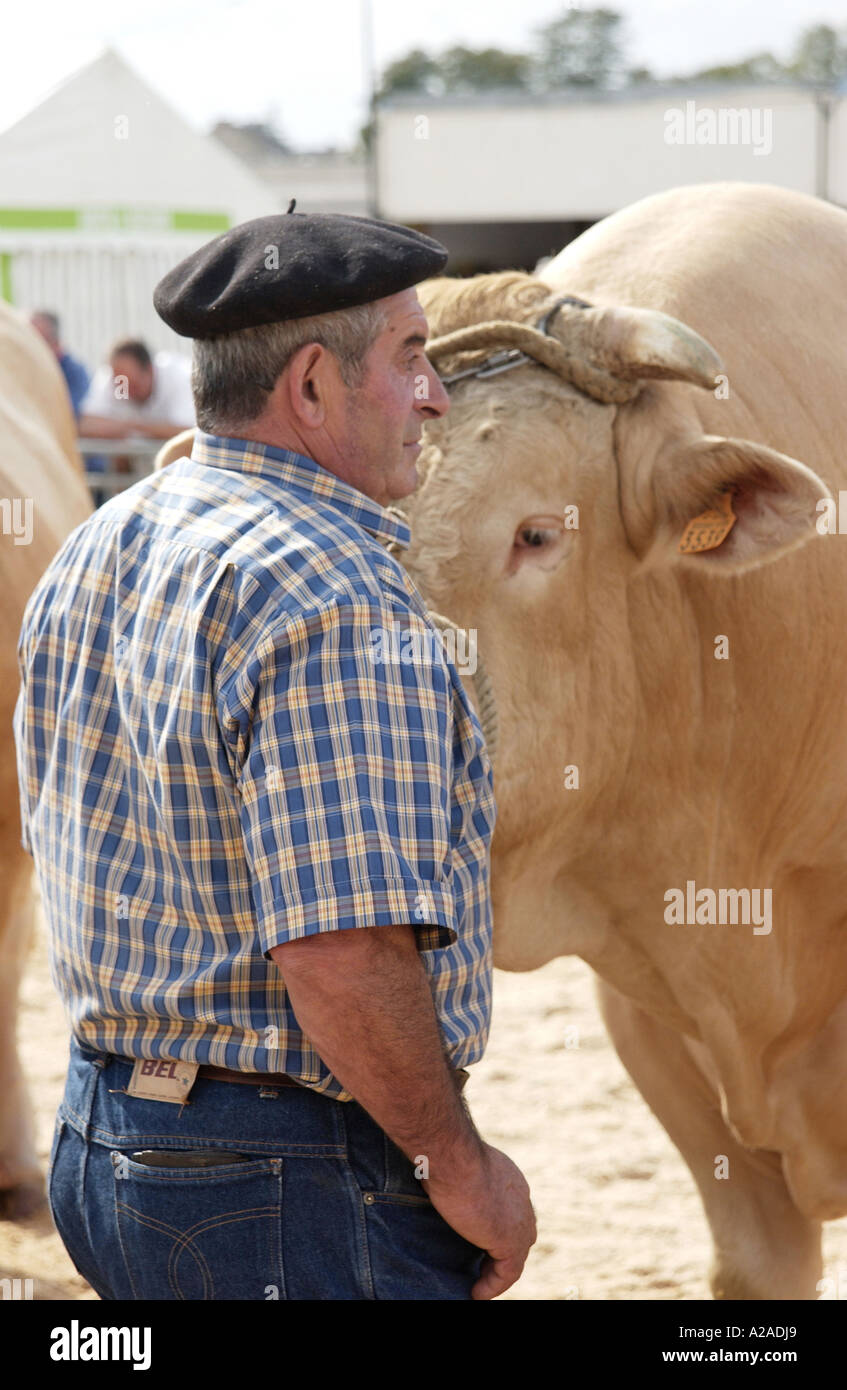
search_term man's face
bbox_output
[336,288,449,506]
[30,314,59,355]
[111,353,154,404]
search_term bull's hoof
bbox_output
[0,1177,46,1220]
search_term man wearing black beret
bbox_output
[19,204,536,1302]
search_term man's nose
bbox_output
[418,359,450,419]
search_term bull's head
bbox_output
[416,272,829,579]
[403,267,830,986]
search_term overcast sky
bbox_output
[4,0,847,149]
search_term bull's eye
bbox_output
[508,514,569,576]
[515,525,560,549]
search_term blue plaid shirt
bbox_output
[13,433,496,1099]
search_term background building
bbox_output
[375,80,846,272]
[0,49,276,367]
[212,122,368,216]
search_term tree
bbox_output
[364,41,529,147]
[440,45,530,93]
[687,52,786,83]
[360,48,440,155]
[532,7,627,89]
[377,48,441,98]
[788,24,847,85]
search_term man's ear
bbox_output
[154,428,195,471]
[283,342,334,426]
[637,434,832,575]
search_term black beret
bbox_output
[153,204,449,338]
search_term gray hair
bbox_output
[191,301,388,433]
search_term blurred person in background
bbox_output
[79,337,196,504]
[78,337,195,447]
[29,309,90,420]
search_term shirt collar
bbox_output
[189,431,411,551]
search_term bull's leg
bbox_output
[594,975,821,1300]
[0,859,44,1217]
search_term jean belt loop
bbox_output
[78,1040,108,1141]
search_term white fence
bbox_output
[2,236,197,371]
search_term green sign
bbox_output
[0,208,230,233]
[0,252,12,303]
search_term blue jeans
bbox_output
[48,1035,485,1300]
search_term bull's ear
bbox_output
[641,434,831,575]
[154,427,195,472]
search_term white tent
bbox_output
[0,48,277,367]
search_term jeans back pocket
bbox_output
[111,1150,285,1300]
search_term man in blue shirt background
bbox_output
[29,310,90,419]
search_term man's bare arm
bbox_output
[130,420,193,440]
[77,414,133,439]
[269,923,481,1177]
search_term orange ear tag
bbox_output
[678,488,737,555]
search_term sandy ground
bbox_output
[4,899,847,1302]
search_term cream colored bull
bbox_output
[153,183,847,1299]
[1,302,92,1215]
[406,182,847,1300]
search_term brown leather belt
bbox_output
[197,1064,303,1088]
[196,1064,470,1093]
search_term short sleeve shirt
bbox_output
[58,352,90,418]
[80,351,195,427]
[13,432,496,1098]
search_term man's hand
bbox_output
[422,1141,537,1300]
[130,420,193,440]
[268,922,536,1298]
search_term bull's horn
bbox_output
[558,303,723,392]
[426,303,723,406]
